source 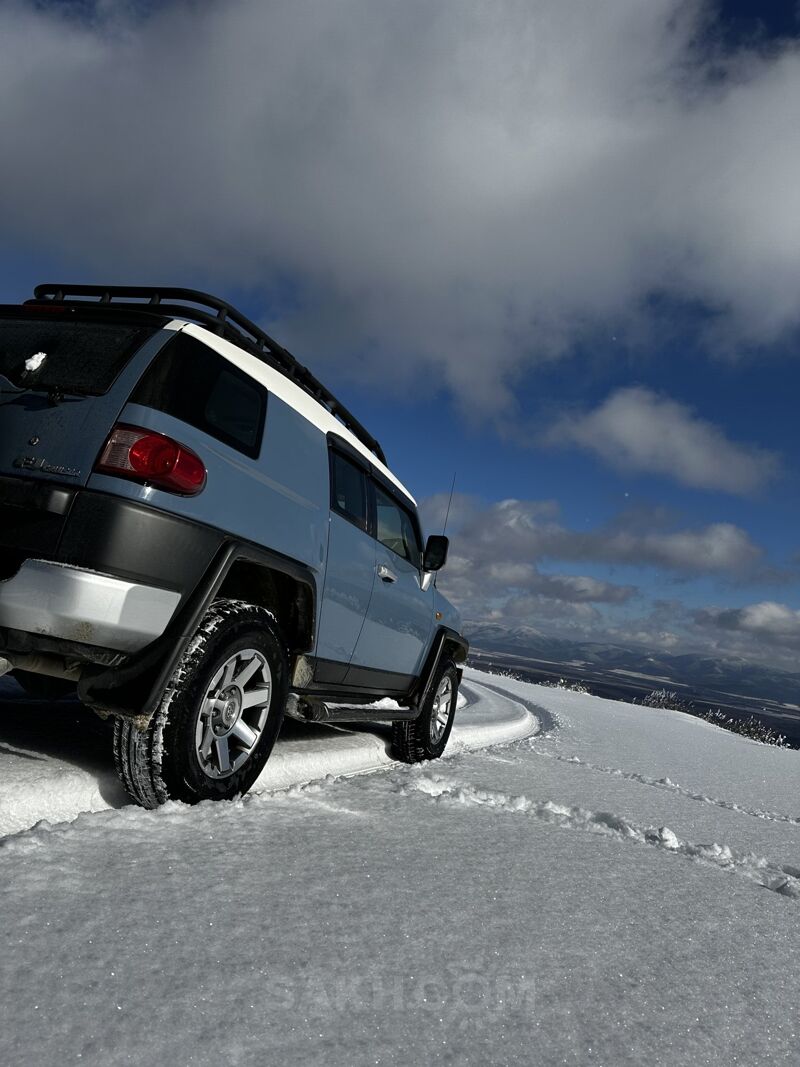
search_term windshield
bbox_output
[0,317,158,395]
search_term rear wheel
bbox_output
[391,659,459,763]
[113,599,287,808]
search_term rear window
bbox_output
[330,451,368,531]
[0,317,157,395]
[131,333,267,458]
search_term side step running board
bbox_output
[286,694,419,724]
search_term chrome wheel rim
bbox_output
[195,649,272,780]
[430,674,453,745]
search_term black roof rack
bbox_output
[28,284,387,466]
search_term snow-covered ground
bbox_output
[1,668,798,1065]
[0,677,531,837]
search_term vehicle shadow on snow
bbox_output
[0,676,127,808]
[0,676,396,810]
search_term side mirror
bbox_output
[423,534,449,572]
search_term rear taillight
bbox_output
[96,425,207,495]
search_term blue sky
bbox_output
[2,0,799,667]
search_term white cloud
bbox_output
[545,387,779,494]
[419,494,772,649]
[445,553,635,607]
[424,496,764,577]
[500,596,602,625]
[685,599,800,668]
[597,522,764,571]
[695,601,800,641]
[423,495,799,666]
[1,2,800,411]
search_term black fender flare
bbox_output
[408,626,469,713]
[79,541,317,723]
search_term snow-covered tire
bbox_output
[113,599,287,808]
[391,659,458,763]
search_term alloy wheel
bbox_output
[430,673,453,745]
[194,648,273,779]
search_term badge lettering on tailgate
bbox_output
[14,455,81,478]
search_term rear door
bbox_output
[0,309,166,489]
[345,480,433,684]
[314,449,376,683]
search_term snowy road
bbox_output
[1,669,799,1065]
[0,675,534,836]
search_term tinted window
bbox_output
[0,317,156,395]
[330,452,368,530]
[131,333,267,458]
[374,484,421,568]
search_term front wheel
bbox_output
[113,599,287,808]
[391,659,459,763]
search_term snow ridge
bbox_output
[398,773,800,900]
[526,747,800,826]
[466,678,561,737]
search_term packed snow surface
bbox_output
[1,669,798,1065]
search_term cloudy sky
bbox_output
[2,0,799,668]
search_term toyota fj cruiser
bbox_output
[0,285,467,807]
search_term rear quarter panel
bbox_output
[87,394,330,637]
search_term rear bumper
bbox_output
[0,476,225,591]
[0,559,182,653]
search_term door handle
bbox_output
[377,564,397,583]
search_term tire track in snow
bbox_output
[444,681,538,752]
[464,679,560,738]
[475,675,800,828]
[525,749,800,827]
[397,773,800,900]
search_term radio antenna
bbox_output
[442,472,457,536]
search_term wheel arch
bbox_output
[215,558,315,656]
[407,626,469,713]
[79,542,317,725]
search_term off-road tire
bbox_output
[113,599,287,808]
[391,659,459,763]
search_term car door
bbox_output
[345,480,434,685]
[314,449,376,683]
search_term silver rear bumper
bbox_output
[0,559,182,653]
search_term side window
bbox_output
[203,367,264,453]
[130,333,267,458]
[330,452,368,531]
[374,484,422,568]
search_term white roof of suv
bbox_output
[181,322,416,504]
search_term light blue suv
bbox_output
[0,285,467,806]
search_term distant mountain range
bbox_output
[465,621,800,709]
